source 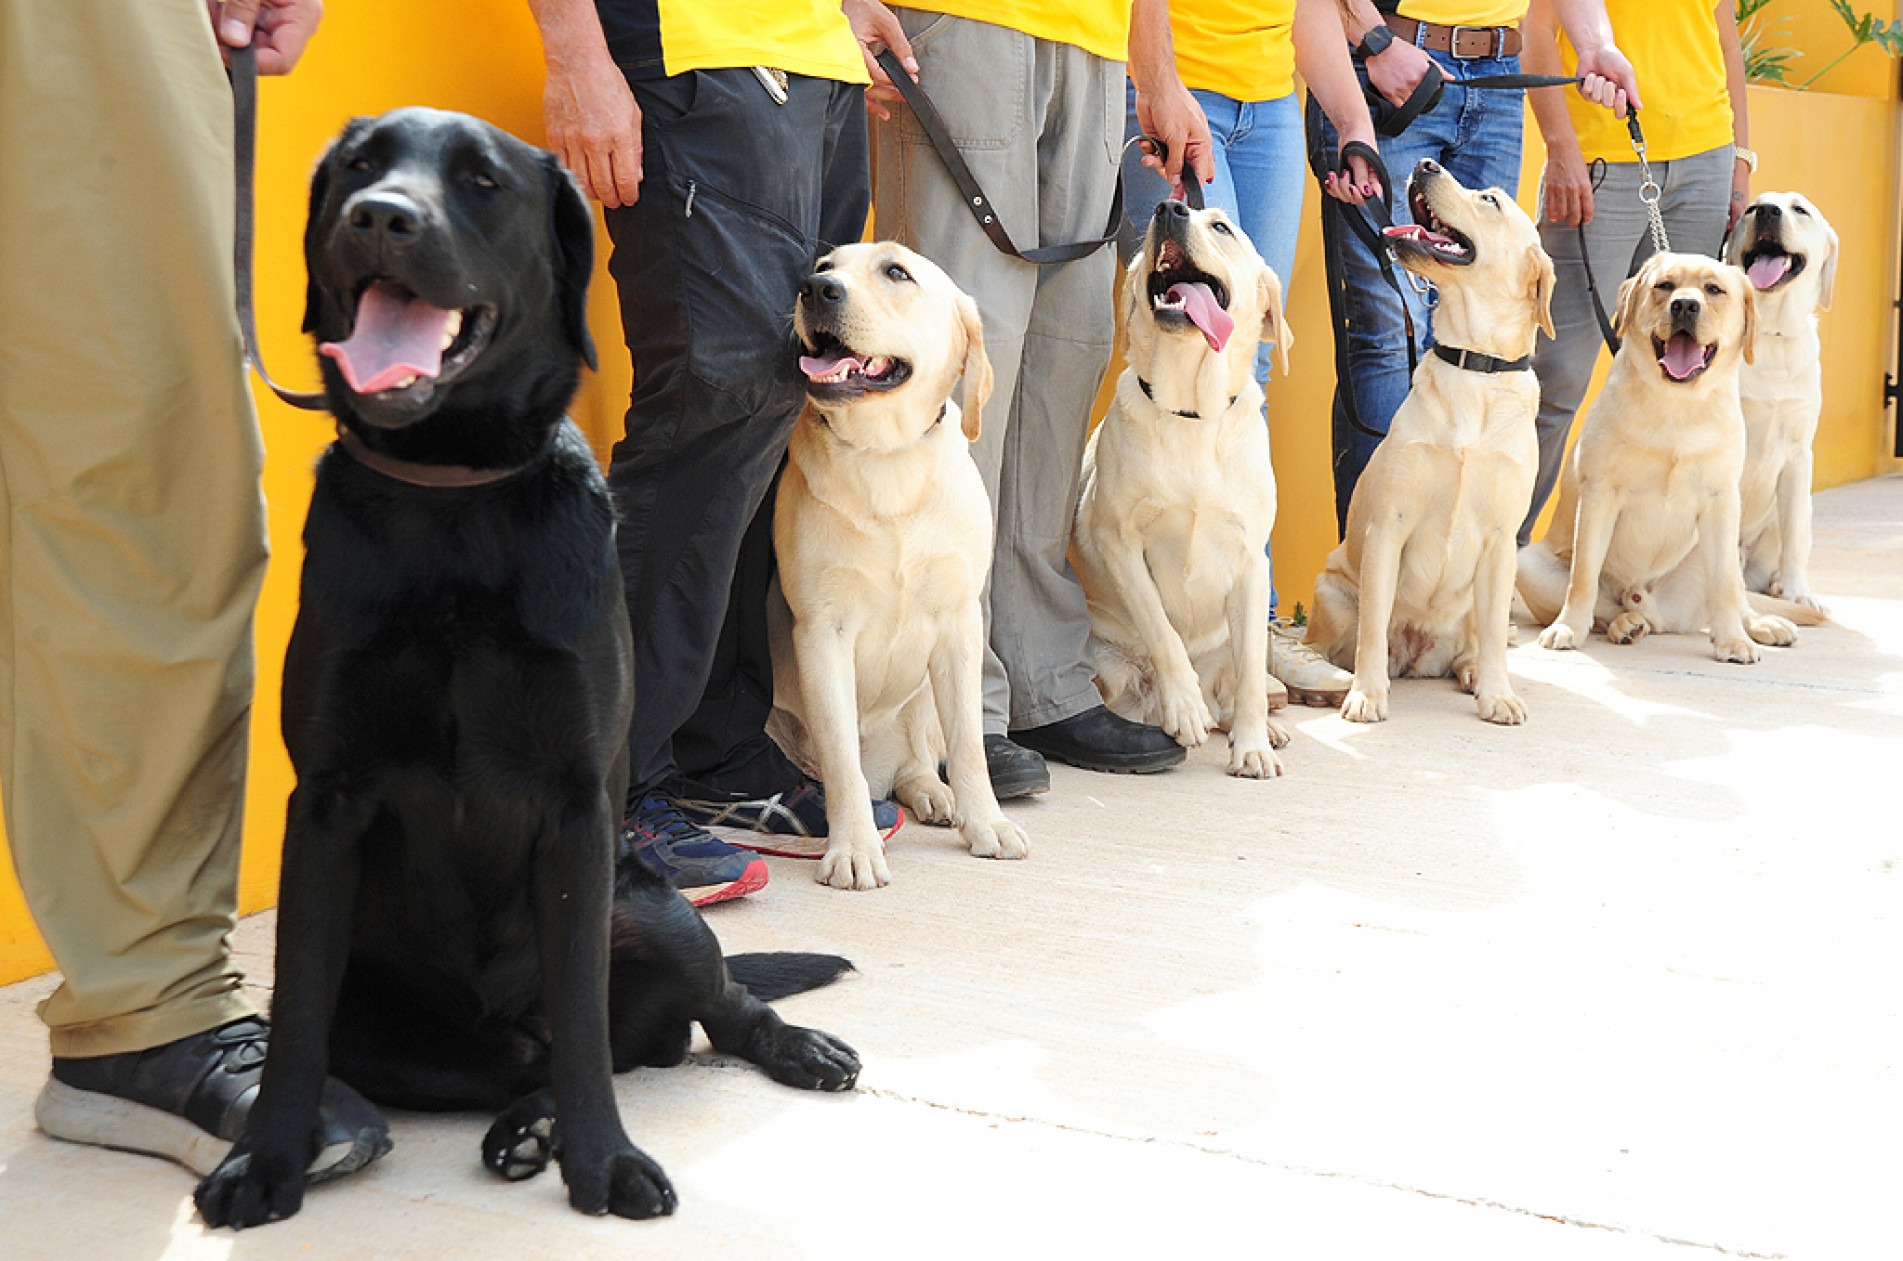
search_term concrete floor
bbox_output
[2,476,1899,1261]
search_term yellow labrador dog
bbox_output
[1519,252,1818,661]
[1304,160,1555,724]
[1728,192,1839,613]
[1072,200,1292,778]
[769,242,1028,890]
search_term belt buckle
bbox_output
[1447,24,1497,59]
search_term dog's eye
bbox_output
[1792,203,1810,217]
[1704,282,1725,296]
[1653,281,1674,294]
[346,156,372,173]
[884,263,912,284]
[472,172,501,191]
[1211,221,1233,236]
[1480,193,1499,207]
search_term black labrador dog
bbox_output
[195,108,859,1229]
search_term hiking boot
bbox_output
[1270,619,1352,707]
[624,793,768,906]
[36,1016,391,1181]
[673,778,903,860]
[984,734,1050,799]
[1013,705,1184,774]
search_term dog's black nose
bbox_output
[1417,159,1443,175]
[346,191,424,247]
[1157,198,1191,221]
[799,275,847,307]
[1670,296,1702,321]
[1754,201,1782,223]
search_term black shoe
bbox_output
[1012,705,1185,774]
[37,1016,391,1181]
[985,734,1050,799]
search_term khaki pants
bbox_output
[0,0,268,1056]
[872,11,1122,732]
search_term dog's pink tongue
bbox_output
[1746,254,1792,290]
[1169,281,1234,352]
[800,351,865,381]
[319,280,452,393]
[1660,332,1706,381]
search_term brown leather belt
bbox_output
[1386,15,1522,59]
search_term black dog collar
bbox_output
[1432,344,1532,374]
[1137,376,1240,419]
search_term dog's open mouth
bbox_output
[1740,240,1806,292]
[1385,189,1474,266]
[799,330,912,399]
[319,279,496,400]
[1148,239,1233,351]
[1651,331,1718,382]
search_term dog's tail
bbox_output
[728,952,856,1002]
[1747,591,1829,625]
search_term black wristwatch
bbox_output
[1357,23,1396,57]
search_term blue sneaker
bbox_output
[623,794,767,907]
[674,778,903,860]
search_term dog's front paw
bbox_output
[196,1144,307,1229]
[563,1145,676,1219]
[1475,691,1527,726]
[1606,611,1650,645]
[1339,686,1388,724]
[1538,622,1583,652]
[1155,677,1214,748]
[1226,732,1285,779]
[1712,635,1761,664]
[893,771,957,826]
[817,836,891,890]
[1747,613,1798,647]
[962,814,1029,861]
[753,1025,862,1092]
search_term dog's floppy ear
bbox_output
[1528,245,1557,341]
[302,118,370,335]
[1257,263,1292,377]
[1612,261,1654,339]
[955,290,993,441]
[1738,271,1759,365]
[542,152,598,371]
[1816,213,1840,312]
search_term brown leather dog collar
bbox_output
[335,426,542,488]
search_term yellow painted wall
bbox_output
[1,7,1899,984]
[1752,0,1901,100]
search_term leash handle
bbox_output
[1129,135,1205,211]
[875,48,1121,265]
[231,43,327,411]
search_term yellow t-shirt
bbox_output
[1395,0,1530,32]
[1170,0,1297,103]
[1559,0,1732,162]
[921,1,1131,63]
[631,1,868,83]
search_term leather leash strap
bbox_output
[230,43,327,411]
[876,48,1126,264]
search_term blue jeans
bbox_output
[1123,84,1304,610]
[1315,52,1526,532]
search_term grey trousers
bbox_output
[1523,144,1734,544]
[872,10,1122,733]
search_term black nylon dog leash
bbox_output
[877,47,1146,263]
[230,42,327,412]
[1370,70,1584,137]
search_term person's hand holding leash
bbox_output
[1544,0,1642,115]
[1129,0,1214,195]
[209,0,321,74]
[1365,38,1449,109]
[845,0,917,122]
[531,0,643,206]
